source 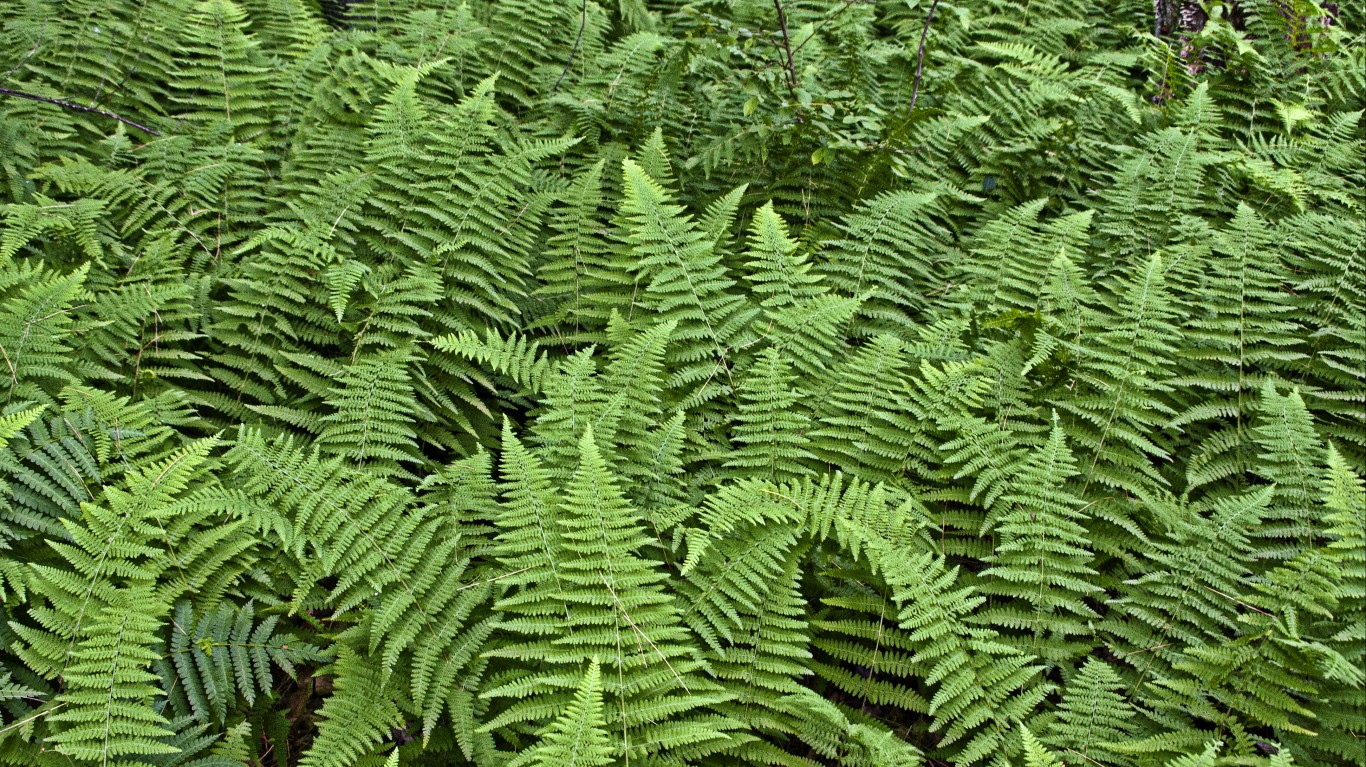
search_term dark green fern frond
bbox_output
[163,599,325,726]
[531,159,622,342]
[1041,657,1138,765]
[1054,254,1181,505]
[815,190,956,335]
[299,647,403,767]
[808,334,915,484]
[0,261,94,406]
[1250,380,1328,558]
[977,415,1102,661]
[725,347,816,482]
[317,347,423,472]
[169,0,276,140]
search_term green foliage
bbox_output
[162,600,326,726]
[0,0,1360,765]
[509,660,614,767]
[45,586,178,764]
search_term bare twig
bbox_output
[601,572,690,692]
[455,565,535,592]
[908,0,941,115]
[0,342,15,386]
[553,0,589,93]
[1065,748,1108,767]
[1119,642,1171,658]
[0,702,65,737]
[1201,583,1274,616]
[772,0,798,95]
[0,86,160,135]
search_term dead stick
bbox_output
[0,86,160,136]
[553,0,589,93]
[772,0,799,95]
[908,0,940,114]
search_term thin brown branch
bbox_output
[455,565,535,592]
[601,572,690,692]
[0,702,65,737]
[0,342,15,386]
[1201,583,1274,616]
[908,0,941,115]
[1119,642,1171,658]
[772,0,798,96]
[1065,747,1108,767]
[0,87,160,136]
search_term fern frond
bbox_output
[46,586,178,764]
[508,660,614,767]
[300,648,403,767]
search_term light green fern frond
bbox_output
[508,660,614,767]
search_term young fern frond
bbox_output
[508,660,614,767]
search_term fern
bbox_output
[815,190,955,335]
[618,158,752,404]
[1053,253,1182,516]
[162,599,325,725]
[223,427,496,746]
[0,262,93,405]
[724,348,816,481]
[0,1,1361,765]
[45,586,178,765]
[10,437,222,679]
[508,660,614,767]
[977,415,1101,661]
[317,347,423,470]
[1042,658,1138,765]
[300,648,403,767]
[482,428,733,762]
[169,0,276,140]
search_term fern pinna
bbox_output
[0,0,1362,765]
